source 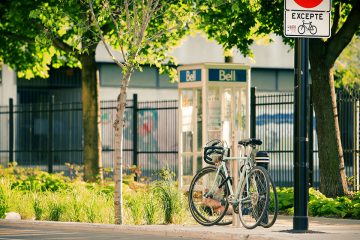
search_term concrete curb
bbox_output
[0,219,276,240]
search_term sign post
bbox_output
[284,0,331,232]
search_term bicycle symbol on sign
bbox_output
[298,21,317,35]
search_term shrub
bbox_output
[33,196,43,220]
[0,187,8,218]
[11,172,70,192]
[143,191,158,224]
[153,181,186,224]
[125,191,144,225]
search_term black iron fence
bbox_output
[0,95,178,179]
[251,88,360,191]
[0,90,358,190]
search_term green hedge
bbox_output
[278,187,360,219]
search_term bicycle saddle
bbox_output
[238,138,262,146]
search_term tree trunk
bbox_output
[309,43,348,197]
[114,70,132,225]
[80,51,103,182]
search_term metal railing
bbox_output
[0,89,358,190]
[0,94,178,179]
[251,87,360,191]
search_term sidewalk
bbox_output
[1,215,359,240]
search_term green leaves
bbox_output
[277,187,360,219]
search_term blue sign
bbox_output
[179,69,201,83]
[208,69,246,82]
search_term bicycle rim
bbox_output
[188,166,230,226]
[239,166,269,229]
[260,172,278,228]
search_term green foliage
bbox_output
[125,191,145,224]
[10,172,70,192]
[0,166,188,224]
[334,36,360,89]
[153,181,186,224]
[143,191,158,224]
[277,187,294,211]
[277,188,360,219]
[196,0,259,57]
[0,186,9,218]
[48,200,65,221]
[33,196,43,220]
[152,166,176,181]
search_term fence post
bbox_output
[9,98,14,163]
[250,87,256,138]
[48,96,54,173]
[354,98,359,191]
[133,94,138,181]
[308,84,314,187]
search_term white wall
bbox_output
[96,32,294,69]
[100,87,178,102]
[0,65,17,106]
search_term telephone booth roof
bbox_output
[178,62,250,88]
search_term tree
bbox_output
[89,0,192,224]
[334,36,360,89]
[0,0,103,182]
[197,0,360,197]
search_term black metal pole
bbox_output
[133,94,138,181]
[309,84,314,188]
[293,38,309,231]
[48,95,54,173]
[9,98,14,163]
[250,87,256,138]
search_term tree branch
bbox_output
[89,0,125,68]
[331,3,340,37]
[104,0,127,62]
[0,30,35,44]
[327,0,360,64]
[52,38,78,56]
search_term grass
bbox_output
[0,166,188,225]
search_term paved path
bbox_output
[1,216,360,240]
[0,224,197,240]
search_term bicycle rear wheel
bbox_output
[238,166,269,229]
[188,166,230,226]
[260,172,278,228]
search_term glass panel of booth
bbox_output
[207,87,221,141]
[196,89,202,152]
[222,88,232,145]
[235,87,247,141]
[181,89,193,152]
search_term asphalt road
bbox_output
[0,224,196,240]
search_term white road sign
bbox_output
[284,0,331,38]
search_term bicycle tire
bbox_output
[238,166,270,229]
[298,25,305,34]
[309,25,317,35]
[189,201,233,226]
[260,172,278,228]
[188,166,230,226]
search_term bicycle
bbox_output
[298,21,317,35]
[188,138,278,229]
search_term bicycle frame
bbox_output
[204,146,256,207]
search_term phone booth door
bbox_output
[206,86,248,161]
[179,88,202,188]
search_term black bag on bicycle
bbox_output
[255,151,270,170]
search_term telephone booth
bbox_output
[178,63,251,189]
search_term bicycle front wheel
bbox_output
[188,166,230,226]
[239,166,269,229]
[260,172,278,228]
